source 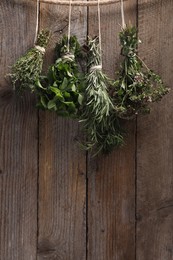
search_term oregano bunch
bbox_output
[36,35,84,118]
[9,30,50,92]
[112,26,169,119]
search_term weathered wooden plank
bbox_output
[37,3,87,259]
[0,1,38,259]
[137,0,173,259]
[87,1,137,259]
[31,0,126,6]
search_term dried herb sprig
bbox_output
[9,30,50,92]
[80,37,123,154]
[36,35,84,118]
[112,26,169,119]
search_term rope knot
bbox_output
[62,53,75,61]
[90,65,102,72]
[35,45,46,54]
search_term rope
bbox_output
[98,0,102,66]
[90,65,102,72]
[33,0,126,6]
[67,0,72,52]
[62,54,75,61]
[35,45,46,53]
[34,0,40,44]
[120,0,126,28]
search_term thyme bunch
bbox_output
[9,30,50,92]
[36,36,84,118]
[80,37,123,154]
[112,26,169,119]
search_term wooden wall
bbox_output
[0,0,173,259]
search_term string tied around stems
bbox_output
[62,53,75,61]
[90,65,102,72]
[35,45,46,54]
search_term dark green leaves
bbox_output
[11,28,170,156]
[9,30,50,92]
[36,35,84,118]
[112,26,169,119]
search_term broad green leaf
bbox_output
[63,101,76,112]
[50,87,63,100]
[40,96,47,108]
[67,70,73,77]
[47,100,56,110]
[78,94,83,105]
[71,84,76,92]
[60,77,68,90]
[64,91,71,99]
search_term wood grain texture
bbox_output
[32,0,125,6]
[0,0,38,259]
[137,0,173,259]
[38,3,87,260]
[1,1,173,259]
[87,1,137,259]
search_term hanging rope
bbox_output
[36,0,126,6]
[34,0,40,44]
[67,0,72,52]
[120,0,126,28]
[98,0,102,67]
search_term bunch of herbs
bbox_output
[80,37,124,155]
[36,35,84,118]
[9,30,50,92]
[112,26,169,119]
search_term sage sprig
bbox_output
[112,26,169,119]
[9,30,50,92]
[36,35,84,118]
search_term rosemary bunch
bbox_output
[112,26,169,119]
[36,35,84,118]
[82,38,113,122]
[81,37,123,154]
[9,30,50,92]
[82,113,124,154]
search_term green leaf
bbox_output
[60,77,68,90]
[47,100,56,110]
[67,70,73,77]
[118,89,124,96]
[50,87,64,100]
[40,96,47,108]
[64,91,71,99]
[121,80,126,90]
[48,66,57,82]
[78,94,83,105]
[63,101,76,111]
[53,81,58,87]
[71,84,76,92]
